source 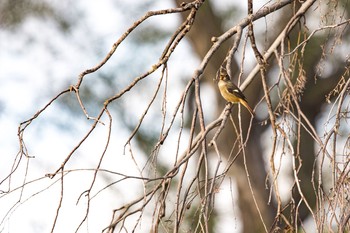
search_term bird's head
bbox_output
[216,66,230,82]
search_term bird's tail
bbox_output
[239,99,255,116]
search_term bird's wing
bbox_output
[227,83,247,101]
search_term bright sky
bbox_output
[0,1,242,232]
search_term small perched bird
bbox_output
[217,67,254,116]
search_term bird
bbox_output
[217,67,254,116]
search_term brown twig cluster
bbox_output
[1,0,350,232]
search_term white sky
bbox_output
[0,1,238,232]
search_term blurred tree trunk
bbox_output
[174,0,274,232]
